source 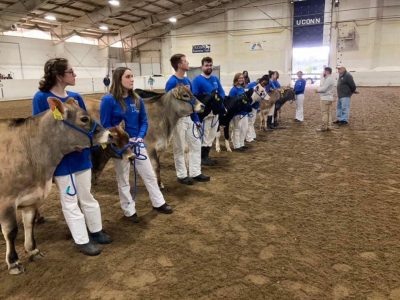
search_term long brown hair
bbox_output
[109,67,139,111]
[39,58,69,92]
[233,72,244,86]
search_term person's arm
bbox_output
[100,96,114,128]
[32,92,50,115]
[165,77,176,92]
[75,94,87,111]
[229,87,237,97]
[191,77,200,96]
[217,78,226,98]
[347,74,357,93]
[137,98,148,139]
[317,78,330,93]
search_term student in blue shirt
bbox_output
[165,54,210,185]
[245,74,270,141]
[265,70,281,130]
[294,71,306,122]
[32,58,111,256]
[229,73,248,151]
[192,56,226,166]
[100,67,173,223]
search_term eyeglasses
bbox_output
[64,70,75,75]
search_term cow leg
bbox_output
[22,206,44,262]
[0,206,24,275]
[224,124,232,152]
[215,129,221,152]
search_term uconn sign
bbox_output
[295,17,322,26]
[292,0,325,47]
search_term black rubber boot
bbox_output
[266,116,275,131]
[201,147,215,166]
[76,241,101,256]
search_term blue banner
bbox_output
[293,0,325,48]
[192,44,211,53]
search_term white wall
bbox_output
[159,0,400,87]
[0,76,167,101]
[160,0,293,91]
[0,35,108,79]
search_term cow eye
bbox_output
[80,116,89,123]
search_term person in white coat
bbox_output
[165,54,210,185]
[316,67,336,131]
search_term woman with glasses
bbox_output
[32,58,111,256]
[100,67,173,224]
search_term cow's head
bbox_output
[108,123,135,160]
[47,97,111,154]
[251,83,270,103]
[170,85,205,116]
[278,87,296,103]
[196,90,225,116]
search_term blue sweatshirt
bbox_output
[100,94,148,139]
[294,78,306,95]
[266,80,281,92]
[165,75,200,124]
[229,85,248,116]
[247,81,257,89]
[192,75,226,98]
[32,90,92,176]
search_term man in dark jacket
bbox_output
[103,75,111,93]
[334,66,357,125]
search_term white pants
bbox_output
[202,113,219,147]
[232,115,249,149]
[55,169,102,245]
[113,147,165,217]
[246,108,257,142]
[173,116,202,179]
[295,94,304,121]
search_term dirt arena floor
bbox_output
[1,87,400,299]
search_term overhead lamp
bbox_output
[45,15,57,21]
[108,0,120,6]
[334,0,340,7]
[168,17,177,23]
[99,24,109,31]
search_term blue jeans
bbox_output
[336,97,351,122]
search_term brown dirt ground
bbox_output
[1,87,400,300]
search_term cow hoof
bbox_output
[29,249,44,262]
[216,148,221,152]
[227,148,232,152]
[9,263,25,275]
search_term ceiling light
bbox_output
[108,0,120,6]
[99,25,109,31]
[45,15,56,21]
[169,17,177,23]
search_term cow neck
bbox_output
[27,112,79,180]
[160,96,181,140]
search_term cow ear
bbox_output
[47,97,65,120]
[65,97,79,107]
[172,87,180,99]
[119,120,126,130]
[47,97,64,114]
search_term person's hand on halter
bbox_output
[129,137,144,143]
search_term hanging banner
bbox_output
[293,0,325,48]
[192,44,211,53]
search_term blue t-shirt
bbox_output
[247,81,257,89]
[266,80,281,92]
[229,85,249,116]
[165,75,200,124]
[294,78,306,95]
[32,90,92,176]
[192,75,226,98]
[100,94,148,139]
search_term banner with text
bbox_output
[293,0,325,48]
